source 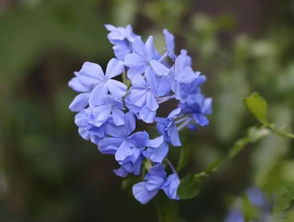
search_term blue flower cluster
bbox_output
[69,24,212,204]
[224,188,272,222]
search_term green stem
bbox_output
[264,123,294,139]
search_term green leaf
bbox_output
[244,92,268,124]
[176,144,190,172]
[241,194,258,220]
[177,174,200,199]
[274,183,294,213]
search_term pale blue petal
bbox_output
[128,131,149,148]
[105,58,125,78]
[130,74,146,88]
[127,66,146,78]
[112,109,125,126]
[76,62,104,86]
[146,164,166,178]
[129,89,147,107]
[131,37,147,58]
[113,166,128,177]
[88,83,108,107]
[145,36,160,59]
[149,60,169,76]
[143,143,168,163]
[132,182,158,204]
[98,137,123,154]
[115,141,133,161]
[68,77,88,92]
[139,106,156,123]
[176,66,197,83]
[162,173,180,200]
[147,136,164,148]
[167,107,181,118]
[107,79,127,98]
[124,53,146,67]
[146,92,159,111]
[163,29,175,58]
[69,93,89,112]
[145,176,165,191]
[92,105,111,126]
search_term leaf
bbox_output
[241,194,258,220]
[274,183,294,213]
[176,144,190,172]
[177,174,200,199]
[156,197,180,222]
[244,92,268,124]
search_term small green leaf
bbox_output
[241,194,259,220]
[274,183,294,213]
[244,92,268,124]
[177,174,200,199]
[176,144,190,172]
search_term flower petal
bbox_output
[149,60,169,76]
[76,62,104,86]
[107,79,127,98]
[105,58,125,78]
[115,141,133,161]
[69,93,89,112]
[112,109,125,126]
[132,182,158,204]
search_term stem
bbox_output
[174,115,190,124]
[177,117,192,131]
[159,52,168,62]
[157,95,176,104]
[264,123,294,139]
[165,158,177,174]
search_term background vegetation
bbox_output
[0,0,293,221]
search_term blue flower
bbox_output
[180,92,212,127]
[98,113,149,177]
[143,136,169,163]
[124,36,169,78]
[89,95,125,127]
[224,187,272,222]
[125,95,157,124]
[132,164,180,204]
[105,24,138,60]
[105,24,137,45]
[74,108,107,145]
[156,108,182,146]
[126,69,171,123]
[171,52,206,100]
[88,58,127,107]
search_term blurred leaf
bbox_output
[177,174,200,199]
[244,92,268,124]
[156,198,180,222]
[215,69,249,141]
[253,106,292,190]
[176,144,190,172]
[112,0,137,25]
[274,183,294,213]
[241,194,258,220]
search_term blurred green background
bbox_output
[0,0,293,221]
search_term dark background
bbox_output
[0,0,293,221]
